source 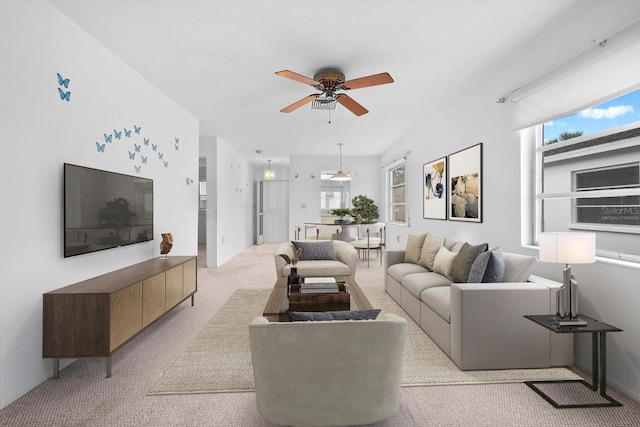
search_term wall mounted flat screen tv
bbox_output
[64,163,153,257]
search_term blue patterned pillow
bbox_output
[292,241,334,260]
[290,309,381,322]
[467,246,505,283]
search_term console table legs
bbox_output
[51,357,112,379]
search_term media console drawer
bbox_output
[43,256,197,378]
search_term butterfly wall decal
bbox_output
[164,161,169,168]
[124,128,131,138]
[57,73,70,88]
[175,143,179,151]
[114,129,122,139]
[134,165,141,173]
[58,88,70,101]
[175,137,179,144]
[143,137,149,146]
[96,142,105,153]
[158,152,164,160]
[134,143,141,152]
[128,151,136,160]
[104,133,112,143]
[152,143,158,151]
[134,125,141,134]
[141,156,148,164]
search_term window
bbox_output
[389,163,407,224]
[574,164,640,227]
[528,89,640,263]
[199,181,206,209]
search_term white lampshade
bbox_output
[538,232,596,264]
[330,170,352,181]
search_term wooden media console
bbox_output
[43,256,197,378]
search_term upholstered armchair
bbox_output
[249,313,407,426]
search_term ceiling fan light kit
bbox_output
[275,68,393,116]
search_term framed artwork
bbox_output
[448,143,482,223]
[423,157,447,220]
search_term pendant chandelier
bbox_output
[264,160,275,180]
[330,143,351,181]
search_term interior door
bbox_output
[261,180,289,243]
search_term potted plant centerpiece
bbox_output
[330,207,353,224]
[351,195,379,224]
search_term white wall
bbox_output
[0,2,199,408]
[215,138,255,265]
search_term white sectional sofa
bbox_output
[385,233,573,370]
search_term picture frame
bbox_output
[423,157,447,220]
[448,143,482,223]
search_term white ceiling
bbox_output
[49,0,640,165]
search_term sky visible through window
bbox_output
[543,89,640,144]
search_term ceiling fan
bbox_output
[275,68,394,116]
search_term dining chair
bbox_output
[351,223,385,267]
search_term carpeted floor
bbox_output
[149,288,579,395]
[1,243,639,426]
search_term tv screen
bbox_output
[64,163,153,257]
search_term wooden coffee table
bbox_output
[262,276,373,322]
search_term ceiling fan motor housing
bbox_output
[313,69,345,92]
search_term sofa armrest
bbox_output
[385,250,406,269]
[449,282,552,370]
[274,242,295,277]
[333,240,358,277]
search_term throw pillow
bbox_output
[290,311,334,321]
[451,242,488,283]
[290,309,381,322]
[467,246,505,283]
[404,233,427,263]
[432,246,458,280]
[292,241,334,260]
[418,233,445,270]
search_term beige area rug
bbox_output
[148,288,580,395]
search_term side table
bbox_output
[524,314,623,408]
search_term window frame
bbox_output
[388,162,407,225]
[529,122,640,264]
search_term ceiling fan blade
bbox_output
[335,94,368,116]
[343,72,394,90]
[280,94,319,113]
[275,70,321,86]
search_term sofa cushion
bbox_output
[467,246,505,283]
[404,233,427,263]
[444,238,464,252]
[401,272,452,298]
[502,252,539,282]
[432,246,458,280]
[388,263,429,284]
[420,286,451,322]
[290,309,381,322]
[418,233,445,270]
[285,260,351,277]
[451,242,488,283]
[293,241,334,260]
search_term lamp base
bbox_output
[557,318,588,326]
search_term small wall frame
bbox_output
[423,157,447,220]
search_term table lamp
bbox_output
[538,232,596,322]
